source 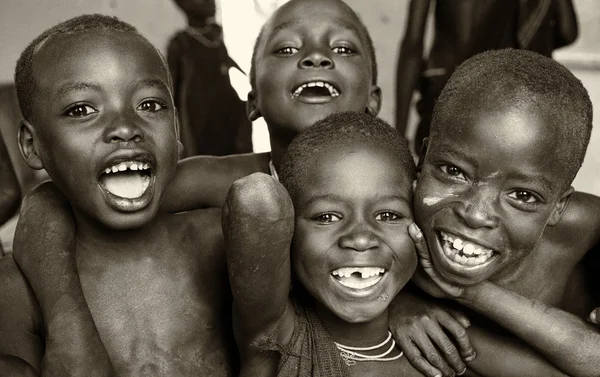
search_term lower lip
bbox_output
[99,176,155,213]
[292,94,338,104]
[330,273,386,298]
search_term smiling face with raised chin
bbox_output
[249,0,380,139]
[20,30,180,231]
[291,140,416,323]
[414,102,573,286]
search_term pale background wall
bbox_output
[0,0,598,200]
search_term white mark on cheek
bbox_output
[422,196,444,206]
[378,293,389,301]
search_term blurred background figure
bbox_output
[396,0,579,154]
[168,0,252,157]
[0,127,20,257]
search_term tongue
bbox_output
[300,86,331,97]
[100,171,147,199]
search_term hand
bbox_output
[389,292,476,377]
[409,223,465,299]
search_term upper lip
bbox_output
[98,149,155,178]
[436,228,499,252]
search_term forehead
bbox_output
[263,0,365,41]
[32,30,170,94]
[297,142,412,202]
[430,104,566,187]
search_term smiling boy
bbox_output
[410,49,600,376]
[224,112,424,377]
[0,15,235,376]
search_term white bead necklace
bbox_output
[334,331,404,366]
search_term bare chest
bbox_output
[78,254,234,376]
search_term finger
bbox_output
[589,308,600,325]
[412,333,456,377]
[437,312,477,362]
[409,223,432,266]
[398,337,443,377]
[447,308,471,330]
[424,320,467,374]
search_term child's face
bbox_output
[21,30,180,230]
[292,142,416,323]
[250,0,380,136]
[414,104,572,285]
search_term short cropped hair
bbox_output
[280,111,415,200]
[431,49,593,186]
[249,0,378,91]
[14,14,168,121]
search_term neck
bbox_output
[269,137,287,172]
[73,207,162,256]
[315,302,390,348]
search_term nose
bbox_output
[453,186,500,229]
[338,224,380,251]
[299,48,334,69]
[104,110,144,144]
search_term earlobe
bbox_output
[366,86,382,116]
[547,186,574,226]
[18,119,44,170]
[246,90,262,121]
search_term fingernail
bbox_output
[457,366,467,375]
[464,351,477,362]
[591,310,597,323]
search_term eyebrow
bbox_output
[134,78,169,91]
[304,193,411,208]
[270,18,362,37]
[56,82,102,98]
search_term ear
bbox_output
[366,85,382,116]
[18,119,43,170]
[246,90,262,121]
[173,108,184,159]
[547,186,574,226]
[416,137,429,172]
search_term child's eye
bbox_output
[440,164,466,180]
[64,104,97,118]
[508,190,538,204]
[312,213,341,223]
[276,46,298,55]
[375,212,401,222]
[332,46,354,54]
[137,100,165,112]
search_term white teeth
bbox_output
[331,267,386,290]
[292,81,340,97]
[332,267,384,278]
[440,231,494,267]
[103,160,151,175]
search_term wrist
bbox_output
[455,280,493,307]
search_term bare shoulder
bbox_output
[178,152,271,178]
[168,208,224,258]
[0,254,43,369]
[544,191,600,255]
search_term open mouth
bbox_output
[331,267,385,290]
[292,81,340,99]
[99,160,153,199]
[439,231,495,267]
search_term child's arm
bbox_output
[388,288,476,377]
[222,173,295,370]
[162,153,270,212]
[553,0,578,48]
[410,223,600,377]
[395,0,430,138]
[12,182,114,377]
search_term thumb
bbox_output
[409,222,431,266]
[589,308,600,325]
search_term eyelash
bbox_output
[332,46,354,54]
[63,104,97,118]
[137,100,166,113]
[439,164,466,180]
[375,211,402,222]
[508,190,539,204]
[312,213,341,223]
